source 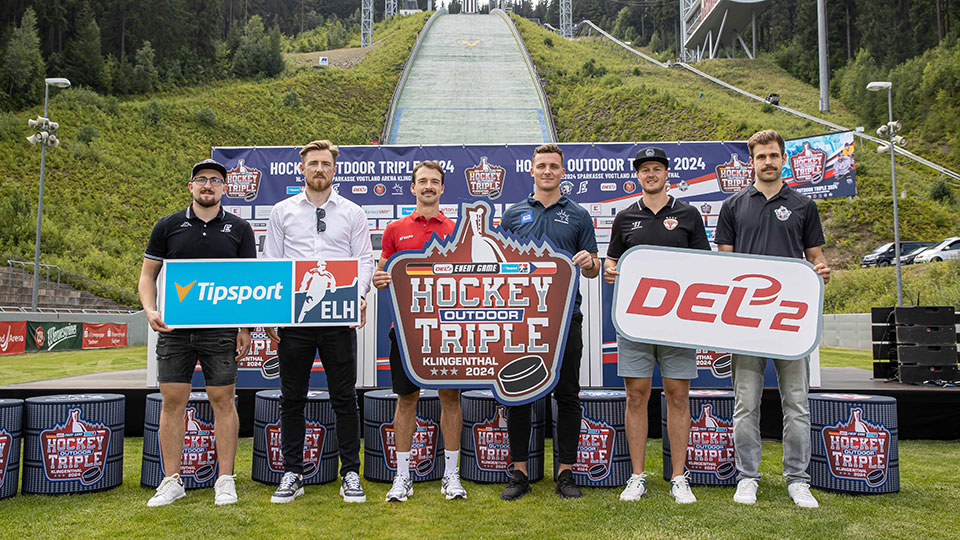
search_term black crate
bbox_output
[873,361,898,379]
[897,345,958,366]
[871,307,895,325]
[872,325,896,342]
[898,364,959,384]
[872,343,896,361]
[896,325,957,346]
[893,306,956,326]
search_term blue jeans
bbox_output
[731,355,811,485]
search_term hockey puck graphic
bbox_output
[587,464,608,481]
[194,464,215,483]
[81,467,102,484]
[302,462,317,476]
[499,355,547,395]
[261,356,280,378]
[243,191,258,202]
[712,354,732,377]
[717,462,735,478]
[416,459,433,476]
[866,469,886,487]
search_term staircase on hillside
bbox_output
[0,267,136,313]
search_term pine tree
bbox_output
[65,10,105,90]
[0,8,46,111]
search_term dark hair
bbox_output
[412,161,445,185]
[533,143,564,162]
[747,129,785,157]
[299,140,339,161]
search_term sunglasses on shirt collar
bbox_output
[316,208,326,232]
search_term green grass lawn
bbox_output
[0,438,955,539]
[0,345,868,386]
[0,346,147,386]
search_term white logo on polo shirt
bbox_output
[399,234,414,242]
[221,224,232,233]
[180,222,192,228]
[775,206,792,222]
[631,221,642,230]
[554,210,570,225]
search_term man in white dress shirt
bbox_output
[263,140,374,504]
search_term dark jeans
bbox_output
[507,313,582,465]
[156,328,238,386]
[278,326,360,476]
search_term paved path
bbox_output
[3,369,148,389]
[389,13,551,144]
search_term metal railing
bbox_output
[571,20,960,184]
[7,260,61,288]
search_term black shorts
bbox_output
[156,328,238,386]
[388,327,420,396]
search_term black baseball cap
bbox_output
[191,158,227,179]
[632,147,669,170]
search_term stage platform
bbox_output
[1,368,957,439]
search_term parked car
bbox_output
[897,245,935,265]
[861,241,935,267]
[914,237,960,263]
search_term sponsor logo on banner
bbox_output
[161,406,217,482]
[613,247,823,359]
[600,183,617,192]
[352,185,368,194]
[380,416,439,476]
[715,153,752,193]
[265,420,325,480]
[31,323,80,352]
[686,403,735,479]
[790,142,827,185]
[465,157,505,200]
[700,203,713,214]
[392,183,405,196]
[240,327,280,378]
[0,429,10,488]
[623,181,637,194]
[161,259,360,327]
[40,409,110,485]
[385,200,578,405]
[695,349,732,377]
[82,323,128,349]
[572,409,616,482]
[374,183,387,196]
[226,159,263,201]
[472,406,512,472]
[821,407,891,487]
[560,181,573,195]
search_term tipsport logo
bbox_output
[162,259,360,327]
[380,416,439,477]
[265,421,326,479]
[821,407,891,487]
[40,409,110,485]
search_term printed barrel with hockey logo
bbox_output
[460,390,545,483]
[808,393,899,494]
[0,399,23,499]
[661,390,736,485]
[23,394,124,495]
[141,392,236,489]
[552,390,630,487]
[252,390,338,485]
[364,389,443,483]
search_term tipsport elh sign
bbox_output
[160,259,360,328]
[613,247,823,360]
[385,201,579,405]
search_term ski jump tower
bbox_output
[680,0,769,62]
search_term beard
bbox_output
[193,191,219,208]
[306,174,332,192]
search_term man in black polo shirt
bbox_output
[714,129,831,508]
[498,143,600,500]
[603,146,709,504]
[138,158,256,508]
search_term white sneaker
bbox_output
[787,482,820,508]
[147,474,185,507]
[669,473,697,504]
[440,471,467,500]
[619,473,647,501]
[214,474,238,505]
[733,478,759,505]
[385,474,413,502]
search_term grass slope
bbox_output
[0,438,956,539]
[0,15,423,306]
[514,19,960,276]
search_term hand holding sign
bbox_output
[612,247,823,360]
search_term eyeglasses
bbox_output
[192,176,225,185]
[316,208,326,232]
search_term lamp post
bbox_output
[866,80,905,306]
[26,77,70,312]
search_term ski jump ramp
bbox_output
[384,10,556,145]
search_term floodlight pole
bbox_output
[885,85,903,307]
[31,84,51,312]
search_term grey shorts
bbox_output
[156,328,238,386]
[616,335,698,380]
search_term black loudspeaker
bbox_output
[898,364,959,384]
[871,307,894,324]
[873,343,896,361]
[896,325,957,346]
[873,361,897,379]
[897,345,958,366]
[893,306,956,326]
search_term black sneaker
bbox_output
[500,470,531,501]
[555,470,582,498]
[271,472,304,504]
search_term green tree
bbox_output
[131,41,158,93]
[0,8,45,111]
[64,10,105,91]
